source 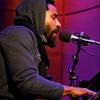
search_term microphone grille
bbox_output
[59,31,71,42]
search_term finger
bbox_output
[87,90,97,96]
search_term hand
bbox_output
[63,85,96,97]
[71,87,96,97]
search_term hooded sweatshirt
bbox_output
[0,0,64,100]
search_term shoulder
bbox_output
[2,26,35,38]
[0,26,39,52]
[1,25,37,44]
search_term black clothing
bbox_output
[0,0,63,100]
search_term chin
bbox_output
[47,43,56,48]
[47,38,56,48]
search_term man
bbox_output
[0,0,96,100]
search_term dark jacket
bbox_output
[0,0,63,100]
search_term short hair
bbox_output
[46,0,55,5]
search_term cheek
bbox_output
[48,20,56,29]
[46,22,54,31]
[45,18,56,33]
[46,17,55,27]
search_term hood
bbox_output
[14,0,46,36]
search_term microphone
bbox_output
[59,31,100,45]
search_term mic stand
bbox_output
[69,43,81,100]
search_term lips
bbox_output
[52,30,59,39]
[52,28,59,39]
[48,28,59,39]
[52,33,57,39]
[53,28,59,33]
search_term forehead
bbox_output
[47,4,57,14]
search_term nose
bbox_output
[56,19,61,28]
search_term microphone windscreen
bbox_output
[59,31,71,42]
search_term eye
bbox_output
[51,14,58,20]
[51,15,56,20]
[52,17,56,20]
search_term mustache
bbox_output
[53,27,60,33]
[49,27,60,37]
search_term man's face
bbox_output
[44,4,61,47]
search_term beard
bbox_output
[43,31,56,48]
[46,35,56,47]
[44,26,59,48]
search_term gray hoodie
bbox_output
[0,0,63,100]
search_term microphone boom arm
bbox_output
[69,42,81,86]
